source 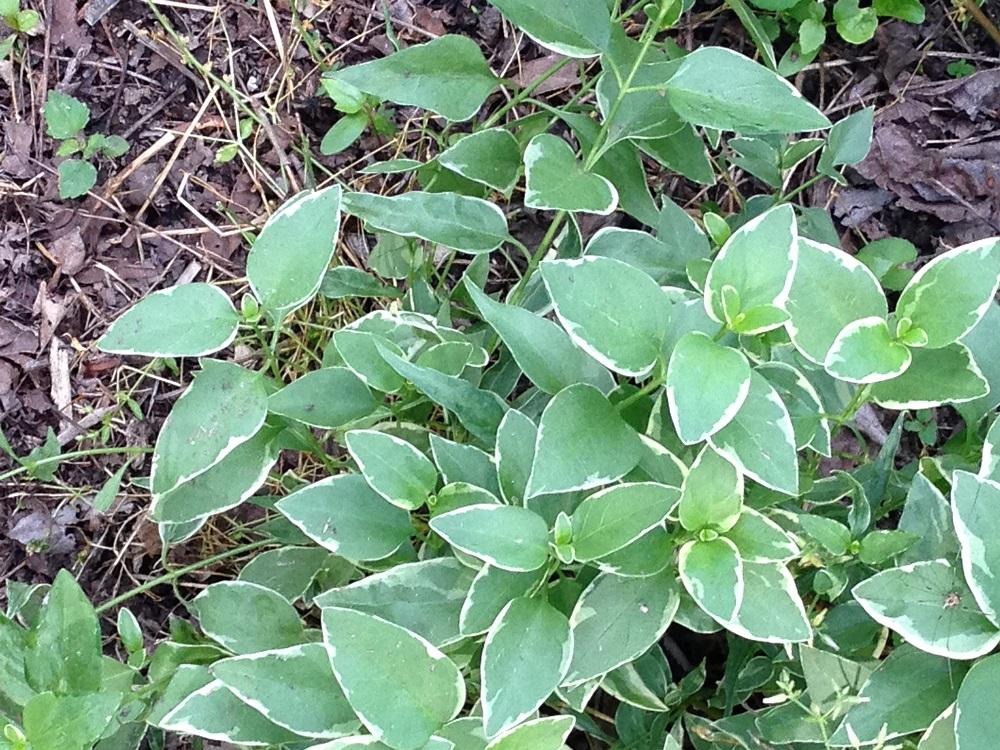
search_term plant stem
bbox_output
[95,538,272,615]
[507,211,567,307]
[584,4,670,170]
[0,446,153,483]
[480,58,574,130]
[779,173,827,204]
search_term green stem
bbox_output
[779,173,828,204]
[616,375,665,411]
[507,212,567,308]
[584,5,669,170]
[480,58,574,130]
[95,538,272,615]
[0,446,153,483]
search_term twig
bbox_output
[958,0,1000,48]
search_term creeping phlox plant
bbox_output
[3,1,1000,749]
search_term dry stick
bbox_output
[959,0,1000,48]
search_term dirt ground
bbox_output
[1,0,999,638]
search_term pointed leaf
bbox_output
[541,256,671,377]
[439,128,521,192]
[487,0,611,57]
[870,344,988,409]
[277,474,413,561]
[460,565,548,636]
[346,430,437,510]
[343,191,508,254]
[666,47,831,133]
[151,360,268,497]
[526,384,642,497]
[723,561,811,643]
[570,483,677,562]
[465,281,613,395]
[852,560,1000,659]
[430,504,549,572]
[191,581,304,654]
[952,471,1000,626]
[896,239,1000,348]
[327,35,498,121]
[482,597,572,737]
[247,185,342,320]
[211,644,359,738]
[98,283,239,357]
[708,370,799,495]
[269,367,376,429]
[322,607,465,750]
[666,332,751,445]
[524,134,617,214]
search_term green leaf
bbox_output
[798,513,851,556]
[487,0,611,57]
[678,444,743,533]
[57,159,97,199]
[430,504,549,572]
[268,367,375,429]
[818,106,874,177]
[211,644,359,738]
[526,384,642,497]
[666,47,831,133]
[726,509,799,563]
[97,283,240,357]
[875,0,926,21]
[150,361,268,501]
[460,565,547,636]
[858,529,920,565]
[25,570,102,695]
[704,204,797,330]
[359,158,424,175]
[951,471,1000,626]
[834,0,878,43]
[898,472,958,565]
[824,316,912,384]
[666,332,751,445]
[955,654,1000,750]
[565,570,679,685]
[725,561,811,643]
[0,616,32,710]
[586,228,687,287]
[430,434,501,497]
[852,559,1000,659]
[785,238,889,364]
[757,361,830,452]
[346,430,437,510]
[831,646,967,745]
[482,597,572,737]
[378,345,508,444]
[343,191,508,255]
[100,134,129,158]
[541,257,671,377]
[44,91,89,139]
[523,134,617,215]
[159,680,301,745]
[321,112,367,155]
[22,691,120,750]
[464,281,612,395]
[238,546,341,601]
[896,239,1000,348]
[957,303,1000,427]
[333,330,407,393]
[150,426,278,524]
[484,716,575,750]
[328,35,498,121]
[90,461,127,512]
[601,645,673,712]
[277,475,413,561]
[246,184,342,321]
[679,538,744,623]
[438,128,521,193]
[870,344,988,409]
[314,558,474,647]
[708,370,799,496]
[322,607,465,750]
[596,59,685,145]
[320,266,401,301]
[191,581,304,654]
[495,410,537,505]
[570,483,678,562]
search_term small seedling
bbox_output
[43,90,130,199]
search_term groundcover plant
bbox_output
[3,1,1000,749]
